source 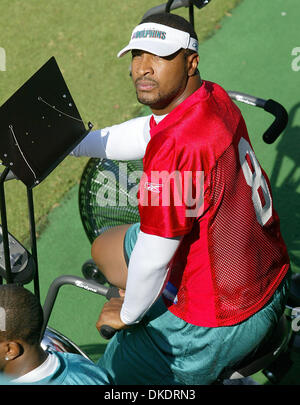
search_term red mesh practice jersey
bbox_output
[138,81,289,327]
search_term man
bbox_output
[71,12,290,384]
[0,284,111,385]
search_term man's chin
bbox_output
[137,94,166,110]
[137,94,156,107]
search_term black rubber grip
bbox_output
[262,99,289,144]
[100,324,117,340]
[105,286,120,300]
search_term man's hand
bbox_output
[96,297,128,333]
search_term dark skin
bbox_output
[132,48,201,115]
[0,338,47,378]
[95,47,202,334]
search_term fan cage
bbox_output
[78,158,143,243]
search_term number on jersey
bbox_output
[238,137,272,226]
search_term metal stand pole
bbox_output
[27,187,40,300]
[165,0,174,12]
[0,167,13,284]
[189,2,195,27]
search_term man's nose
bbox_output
[136,53,154,76]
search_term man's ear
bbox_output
[6,341,23,360]
[187,53,199,76]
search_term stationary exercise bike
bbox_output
[77,0,300,385]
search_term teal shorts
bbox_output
[98,223,290,385]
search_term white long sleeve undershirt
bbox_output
[71,114,178,324]
[70,115,151,160]
[120,231,181,325]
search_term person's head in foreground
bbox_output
[0,284,46,379]
[118,12,202,115]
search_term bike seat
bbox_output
[220,314,291,380]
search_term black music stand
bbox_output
[0,57,93,298]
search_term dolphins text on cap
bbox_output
[132,29,167,40]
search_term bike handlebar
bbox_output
[41,274,121,341]
[262,99,289,144]
[143,0,190,19]
[228,91,288,144]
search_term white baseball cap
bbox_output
[117,22,198,58]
